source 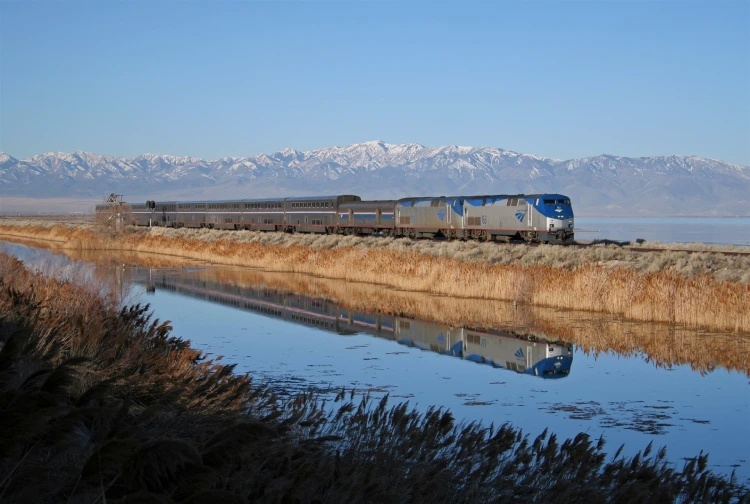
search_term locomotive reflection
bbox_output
[135,269,573,379]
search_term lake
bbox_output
[575,217,750,245]
[1,239,749,483]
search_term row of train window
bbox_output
[132,201,333,210]
[290,201,332,208]
[289,313,335,329]
[466,334,482,345]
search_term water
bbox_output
[1,240,749,482]
[576,217,750,245]
[137,275,750,480]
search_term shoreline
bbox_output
[2,252,747,500]
[0,220,748,333]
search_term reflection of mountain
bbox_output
[131,268,572,379]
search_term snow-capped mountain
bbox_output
[1,142,749,216]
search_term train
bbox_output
[128,267,573,379]
[96,192,575,244]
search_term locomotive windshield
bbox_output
[535,195,574,219]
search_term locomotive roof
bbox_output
[396,193,571,202]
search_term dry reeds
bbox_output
[1,221,748,332]
[1,252,747,502]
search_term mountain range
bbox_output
[1,141,749,216]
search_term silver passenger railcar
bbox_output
[337,200,396,236]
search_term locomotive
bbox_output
[97,192,574,244]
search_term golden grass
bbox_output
[11,241,748,378]
[133,266,750,377]
[3,252,747,501]
[1,221,748,333]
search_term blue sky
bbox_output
[1,0,748,165]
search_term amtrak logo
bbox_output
[514,348,525,359]
[437,211,446,221]
[514,211,526,222]
[555,206,563,213]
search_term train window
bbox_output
[430,200,441,207]
[507,198,517,206]
[399,320,411,330]
[544,199,555,204]
[467,334,481,345]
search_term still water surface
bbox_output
[2,240,749,482]
[576,217,750,245]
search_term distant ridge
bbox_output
[1,141,749,216]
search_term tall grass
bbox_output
[1,252,747,502]
[1,221,748,332]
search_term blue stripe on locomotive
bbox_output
[450,340,463,357]
[463,353,572,379]
[529,355,573,379]
[447,194,573,219]
[530,194,574,219]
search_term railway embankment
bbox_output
[1,252,748,502]
[0,218,748,333]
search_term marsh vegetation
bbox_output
[1,252,748,502]
[0,219,748,332]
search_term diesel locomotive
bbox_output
[97,192,574,244]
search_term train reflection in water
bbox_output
[136,269,573,379]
